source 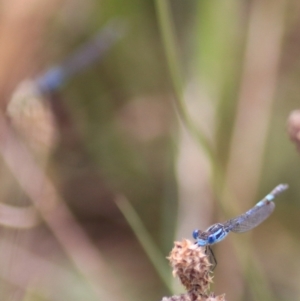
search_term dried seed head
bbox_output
[167,239,213,296]
[7,80,58,166]
[287,110,300,152]
[161,292,226,301]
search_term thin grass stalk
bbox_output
[115,195,173,293]
[154,0,215,164]
[222,0,287,210]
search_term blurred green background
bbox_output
[0,0,299,300]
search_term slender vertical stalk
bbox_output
[154,0,215,163]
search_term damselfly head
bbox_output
[192,228,211,241]
[193,229,210,241]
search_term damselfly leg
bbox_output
[205,246,217,271]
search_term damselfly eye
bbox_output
[192,229,199,239]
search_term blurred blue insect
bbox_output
[193,184,288,268]
[36,19,127,94]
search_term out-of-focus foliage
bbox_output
[0,0,300,301]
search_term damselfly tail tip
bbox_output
[272,183,289,196]
[278,183,289,191]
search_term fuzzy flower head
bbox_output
[167,239,213,296]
